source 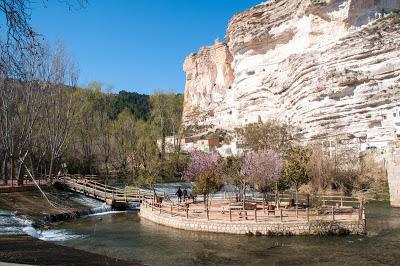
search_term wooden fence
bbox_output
[142,196,365,224]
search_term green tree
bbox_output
[110,109,137,174]
[225,156,245,202]
[237,120,296,153]
[113,90,150,120]
[150,92,184,179]
[283,146,311,193]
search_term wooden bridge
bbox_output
[55,175,152,206]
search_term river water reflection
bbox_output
[53,201,400,266]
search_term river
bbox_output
[38,201,399,266]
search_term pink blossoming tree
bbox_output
[241,149,283,207]
[184,151,226,209]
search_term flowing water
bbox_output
[43,201,400,266]
[1,187,399,265]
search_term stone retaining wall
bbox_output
[387,142,400,207]
[139,205,366,236]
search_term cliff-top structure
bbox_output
[182,0,400,148]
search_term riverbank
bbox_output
[0,188,99,228]
[0,188,144,265]
[0,235,141,265]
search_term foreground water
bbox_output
[41,201,398,266]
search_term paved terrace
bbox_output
[140,192,366,235]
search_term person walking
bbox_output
[183,188,188,202]
[176,187,183,203]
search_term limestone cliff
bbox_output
[182,0,400,145]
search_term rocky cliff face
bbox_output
[183,0,400,144]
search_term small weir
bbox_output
[0,210,26,235]
[0,186,139,242]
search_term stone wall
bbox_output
[139,205,365,236]
[387,142,400,207]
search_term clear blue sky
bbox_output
[31,0,262,94]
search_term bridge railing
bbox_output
[57,175,144,203]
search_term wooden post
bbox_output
[207,208,209,220]
[362,206,366,227]
[263,200,265,214]
[306,208,309,222]
[280,208,283,222]
[159,203,162,214]
[307,194,310,207]
[170,205,173,217]
[254,208,257,222]
[332,206,335,221]
[229,208,232,221]
[296,205,298,218]
[358,198,364,221]
[93,182,96,198]
[112,191,115,202]
[186,205,189,219]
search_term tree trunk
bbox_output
[4,157,8,185]
[203,194,207,210]
[10,156,15,184]
[3,157,8,185]
[17,161,24,186]
[49,156,54,182]
[0,157,3,181]
[263,192,267,207]
[275,181,279,208]
[242,182,246,210]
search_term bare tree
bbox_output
[0,46,45,185]
[41,42,79,181]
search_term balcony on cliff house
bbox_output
[395,122,400,140]
[217,142,248,157]
[196,135,220,153]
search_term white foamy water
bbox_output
[19,219,83,241]
[70,194,103,208]
[0,211,25,235]
[36,229,82,241]
[0,209,83,242]
[87,210,125,217]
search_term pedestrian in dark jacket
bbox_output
[176,187,183,203]
[183,188,188,202]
